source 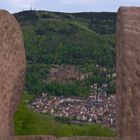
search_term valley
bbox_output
[14,10,117,136]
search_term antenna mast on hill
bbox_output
[30,3,33,10]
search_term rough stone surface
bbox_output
[0,10,26,137]
[58,137,116,140]
[1,136,116,140]
[116,7,140,140]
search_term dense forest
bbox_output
[14,10,117,97]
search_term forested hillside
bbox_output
[14,10,117,96]
[14,10,117,136]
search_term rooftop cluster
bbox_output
[30,91,116,127]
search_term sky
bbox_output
[0,0,140,13]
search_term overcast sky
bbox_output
[1,0,140,13]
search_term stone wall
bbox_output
[1,136,116,140]
[0,10,26,137]
[116,7,140,140]
[0,6,140,140]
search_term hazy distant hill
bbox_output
[14,10,117,95]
